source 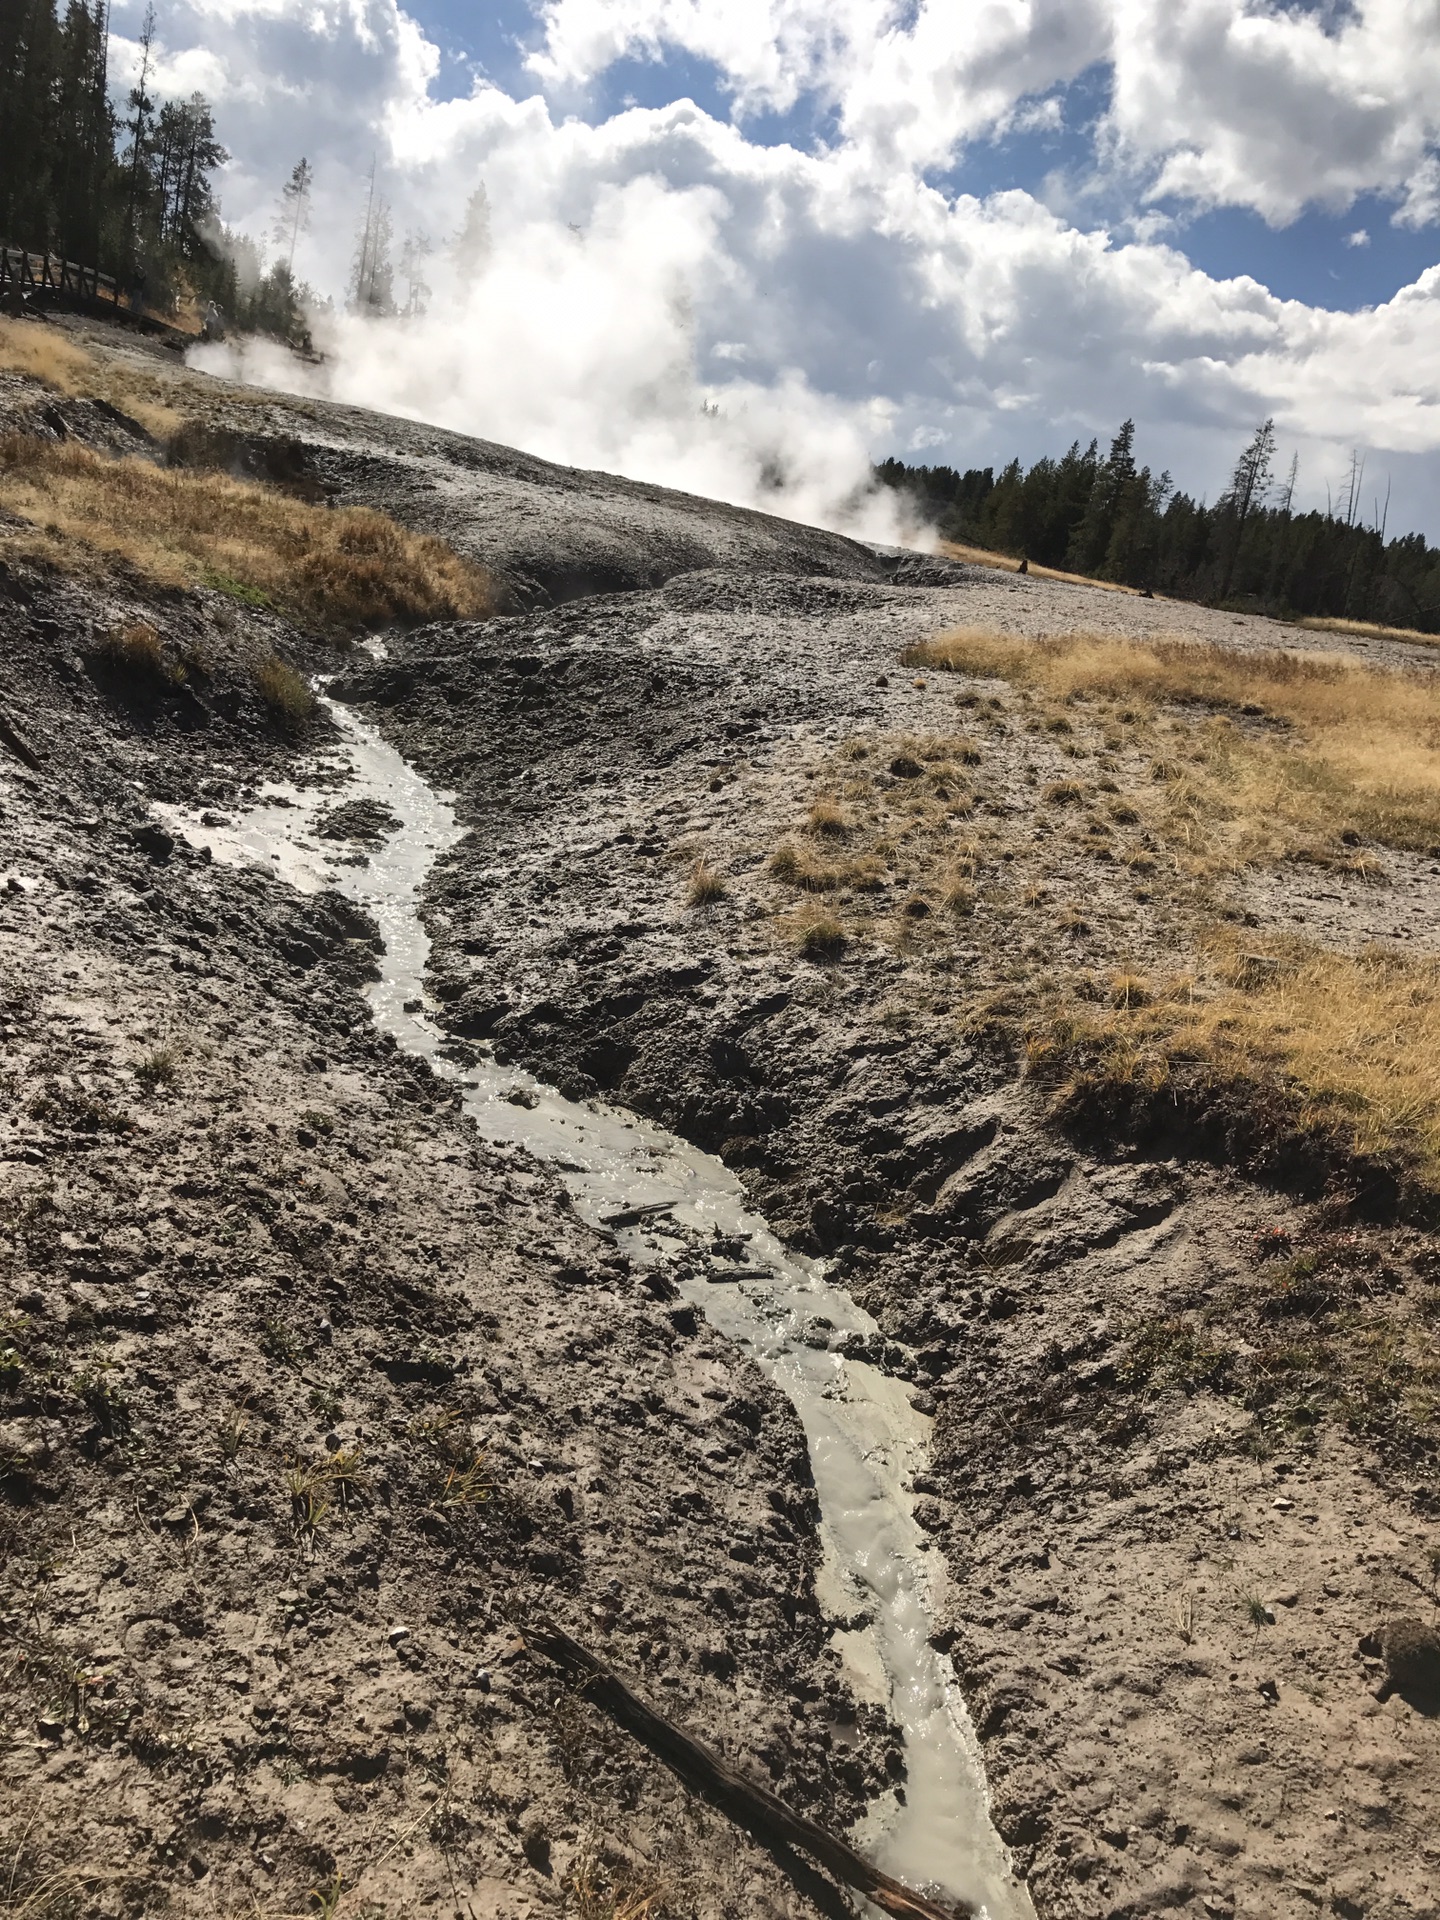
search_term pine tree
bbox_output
[273,157,312,272]
[398,228,431,317]
[1067,421,1136,576]
[451,182,492,281]
[348,163,395,315]
[1218,419,1276,599]
[123,2,156,269]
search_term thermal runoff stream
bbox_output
[157,696,1032,1920]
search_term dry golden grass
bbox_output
[805,798,848,836]
[904,626,1440,863]
[686,856,728,905]
[767,840,886,892]
[938,538,1149,595]
[788,904,847,961]
[254,654,317,734]
[1027,934,1440,1189]
[0,316,183,436]
[746,628,1440,1196]
[1297,614,1440,648]
[91,619,167,678]
[0,435,496,633]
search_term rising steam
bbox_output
[190,178,923,547]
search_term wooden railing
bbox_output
[0,243,199,337]
[1,243,115,308]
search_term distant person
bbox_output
[128,268,147,316]
[200,301,226,343]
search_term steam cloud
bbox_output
[191,179,924,549]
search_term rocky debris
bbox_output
[313,796,402,843]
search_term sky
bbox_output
[108,0,1440,543]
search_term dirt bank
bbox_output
[0,549,897,1917]
[336,568,1440,1920]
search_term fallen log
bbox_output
[521,1617,974,1920]
[599,1201,676,1229]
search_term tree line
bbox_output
[876,420,1440,634]
[0,0,312,345]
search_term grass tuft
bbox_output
[791,907,847,962]
[134,1044,181,1090]
[91,621,169,680]
[686,857,728,905]
[806,799,849,836]
[254,655,317,735]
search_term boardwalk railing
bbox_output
[1,243,116,310]
[0,243,199,338]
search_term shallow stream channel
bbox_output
[157,693,1032,1920]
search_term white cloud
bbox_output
[98,0,1440,538]
[530,0,1440,224]
[1346,228,1371,248]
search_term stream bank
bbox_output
[335,574,1440,1920]
[0,551,978,1919]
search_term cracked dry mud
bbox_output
[3,317,1440,1920]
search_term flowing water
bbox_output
[158,696,1032,1920]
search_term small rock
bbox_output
[1269,1588,1300,1608]
[520,1821,552,1874]
[387,1624,411,1647]
[129,823,174,862]
[1380,1616,1440,1694]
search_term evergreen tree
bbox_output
[273,156,312,272]
[398,227,431,317]
[1067,419,1136,576]
[876,419,1440,634]
[348,165,394,315]
[1218,418,1276,598]
[122,1,155,269]
[451,181,491,281]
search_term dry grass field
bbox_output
[0,314,184,436]
[0,434,497,632]
[750,626,1440,1195]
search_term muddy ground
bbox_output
[336,571,1440,1920]
[4,315,1440,1920]
[0,405,901,1917]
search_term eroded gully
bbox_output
[156,694,1033,1920]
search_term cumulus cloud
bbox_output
[101,0,1440,536]
[1106,0,1440,225]
[531,0,1440,224]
